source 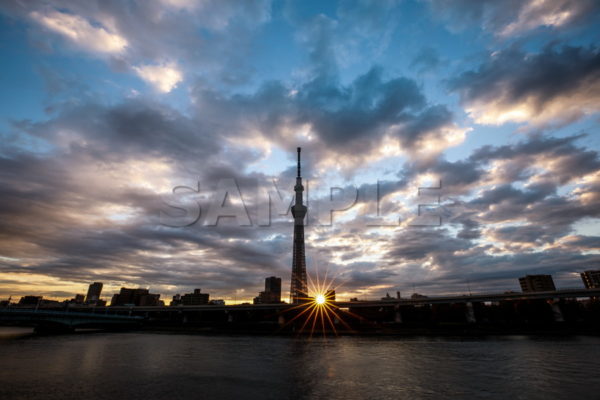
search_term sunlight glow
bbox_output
[315,294,326,305]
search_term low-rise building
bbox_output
[171,289,209,306]
[111,287,161,306]
[581,270,600,289]
[519,274,556,292]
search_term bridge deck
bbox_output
[5,288,596,314]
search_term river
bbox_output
[1,327,599,399]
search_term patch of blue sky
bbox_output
[0,18,47,130]
[244,145,290,176]
[572,218,600,236]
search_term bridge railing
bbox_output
[0,308,144,320]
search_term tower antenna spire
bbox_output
[297,147,301,178]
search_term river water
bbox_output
[1,327,599,400]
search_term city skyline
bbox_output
[1,1,600,304]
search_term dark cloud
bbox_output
[192,65,461,162]
[361,131,600,293]
[346,266,396,288]
[470,134,600,185]
[43,101,220,160]
[470,183,554,210]
[449,45,600,125]
[446,135,600,245]
[0,98,297,299]
[383,226,600,293]
[429,0,600,37]
[387,228,471,261]
[492,224,561,246]
[2,111,599,299]
[561,235,600,250]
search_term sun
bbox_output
[315,294,326,305]
[278,267,359,337]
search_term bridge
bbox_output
[335,287,600,308]
[94,287,600,331]
[0,308,144,333]
[2,288,599,333]
[95,287,600,312]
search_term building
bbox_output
[72,294,85,304]
[139,293,161,306]
[265,276,281,296]
[17,296,61,308]
[110,287,161,306]
[581,270,600,289]
[181,289,209,305]
[170,294,181,306]
[290,147,308,304]
[18,295,42,306]
[111,288,148,306]
[171,289,209,306]
[325,289,336,302]
[85,282,103,303]
[381,291,401,301]
[254,276,282,304]
[253,293,265,304]
[519,274,556,292]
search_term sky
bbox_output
[0,0,599,303]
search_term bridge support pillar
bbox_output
[550,299,564,322]
[466,302,476,323]
[394,306,402,323]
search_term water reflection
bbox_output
[0,329,599,400]
[0,326,34,339]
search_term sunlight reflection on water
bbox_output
[0,329,599,400]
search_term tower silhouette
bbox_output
[290,147,308,304]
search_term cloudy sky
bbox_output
[1,0,599,303]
